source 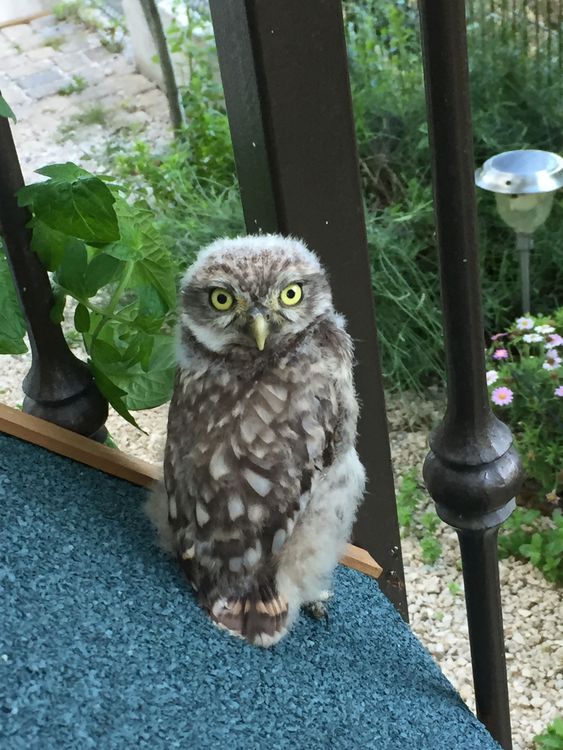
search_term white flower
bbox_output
[535,324,555,335]
[516,316,534,330]
[486,370,499,386]
[522,333,543,343]
[543,349,562,370]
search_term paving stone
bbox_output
[26,46,58,61]
[2,24,44,51]
[84,46,114,64]
[51,50,93,73]
[17,68,71,100]
[0,82,31,109]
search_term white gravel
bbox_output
[1,13,561,750]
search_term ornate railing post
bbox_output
[0,113,108,439]
[417,2,523,748]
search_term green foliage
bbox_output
[0,93,16,123]
[0,248,27,354]
[499,508,563,584]
[535,717,563,750]
[485,311,562,505]
[14,163,178,426]
[58,75,88,96]
[447,581,462,596]
[396,470,443,564]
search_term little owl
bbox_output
[147,235,365,647]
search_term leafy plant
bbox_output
[535,717,563,750]
[499,508,563,584]
[0,94,16,123]
[2,162,179,427]
[485,310,562,506]
[396,470,443,564]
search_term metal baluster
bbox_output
[416,2,523,748]
[0,112,108,439]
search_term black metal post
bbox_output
[417,2,523,748]
[209,0,407,619]
[0,113,108,439]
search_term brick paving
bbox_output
[0,12,169,184]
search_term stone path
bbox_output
[0,11,561,750]
[0,12,168,185]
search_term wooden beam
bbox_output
[0,11,50,29]
[0,402,382,579]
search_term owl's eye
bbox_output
[210,288,234,311]
[280,283,303,306]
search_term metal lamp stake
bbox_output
[476,149,563,313]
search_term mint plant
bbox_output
[1,161,178,428]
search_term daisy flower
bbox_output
[535,324,555,335]
[555,385,563,398]
[543,350,562,371]
[516,316,534,331]
[523,333,543,343]
[546,334,563,348]
[491,387,513,406]
[486,370,499,386]
[493,349,509,360]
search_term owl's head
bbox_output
[180,235,333,355]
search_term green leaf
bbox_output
[30,220,68,271]
[0,94,16,123]
[0,248,27,354]
[84,253,123,297]
[106,199,177,310]
[18,168,120,244]
[50,286,66,324]
[74,303,90,333]
[110,334,176,410]
[36,163,92,180]
[56,239,88,296]
[89,360,143,431]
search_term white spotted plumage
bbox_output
[146,234,366,646]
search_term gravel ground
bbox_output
[1,12,561,750]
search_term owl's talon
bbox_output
[303,600,329,621]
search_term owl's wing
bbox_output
[200,323,357,644]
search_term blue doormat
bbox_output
[0,432,500,750]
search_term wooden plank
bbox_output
[0,402,382,579]
[0,403,159,487]
[0,11,50,29]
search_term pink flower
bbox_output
[491,387,513,406]
[493,349,509,360]
[491,332,508,341]
[555,385,563,398]
[547,334,563,348]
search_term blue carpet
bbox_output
[0,432,500,750]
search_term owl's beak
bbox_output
[248,311,269,351]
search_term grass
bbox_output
[58,75,88,96]
[58,104,107,140]
[44,35,66,51]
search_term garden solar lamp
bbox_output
[475,149,563,313]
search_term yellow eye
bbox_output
[210,288,234,311]
[280,283,303,306]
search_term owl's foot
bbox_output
[207,585,289,648]
[302,591,333,621]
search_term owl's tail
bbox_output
[205,584,289,648]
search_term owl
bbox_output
[146,235,366,647]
